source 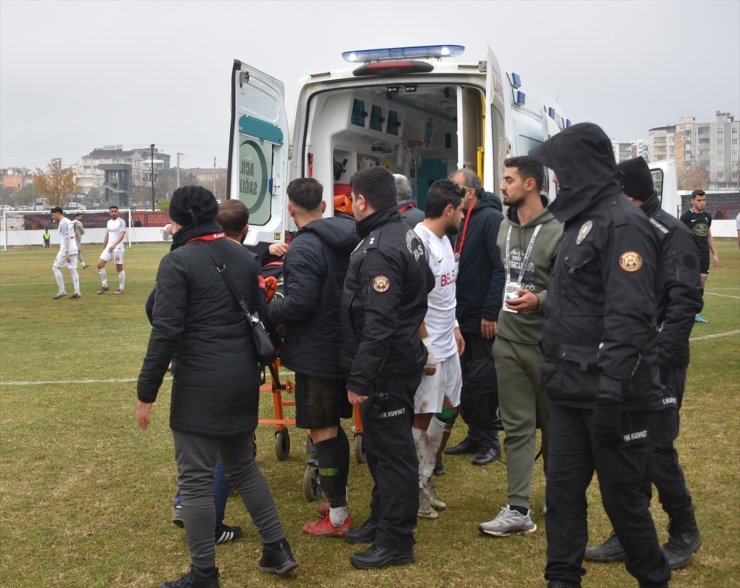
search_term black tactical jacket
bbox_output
[341,206,434,396]
[530,123,662,411]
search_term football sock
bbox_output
[421,416,445,485]
[118,270,125,290]
[70,268,80,294]
[53,267,65,292]
[315,437,347,520]
[99,268,107,287]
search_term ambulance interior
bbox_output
[302,83,485,212]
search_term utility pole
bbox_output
[177,152,182,189]
[213,156,217,197]
[150,144,155,211]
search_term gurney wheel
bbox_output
[303,465,322,501]
[275,429,290,461]
[354,433,366,464]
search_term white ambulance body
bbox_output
[227,45,570,248]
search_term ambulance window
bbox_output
[351,99,367,127]
[387,110,400,136]
[651,169,664,204]
[369,105,384,132]
[518,135,542,156]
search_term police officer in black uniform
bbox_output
[529,124,671,588]
[341,166,434,569]
[586,157,703,570]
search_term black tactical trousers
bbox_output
[644,364,694,518]
[360,372,422,551]
[545,404,670,587]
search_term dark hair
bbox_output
[287,178,323,211]
[216,200,249,238]
[50,206,63,214]
[504,156,544,191]
[350,167,396,209]
[109,205,119,211]
[691,189,706,199]
[425,180,463,219]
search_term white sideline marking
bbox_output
[690,329,740,342]
[705,292,740,300]
[0,377,170,387]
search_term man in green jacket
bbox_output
[478,156,562,537]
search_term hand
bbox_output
[454,327,465,356]
[712,254,719,267]
[65,253,71,263]
[269,242,288,257]
[591,399,622,447]
[348,390,367,406]
[136,400,153,431]
[422,337,437,376]
[481,318,496,339]
[505,290,540,313]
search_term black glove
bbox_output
[591,398,623,447]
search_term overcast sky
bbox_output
[1,0,738,171]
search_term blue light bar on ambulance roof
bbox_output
[547,107,556,119]
[342,45,465,63]
[515,91,526,105]
[509,72,522,88]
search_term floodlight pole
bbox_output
[151,144,155,211]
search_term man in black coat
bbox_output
[341,166,434,569]
[264,178,359,538]
[136,186,296,588]
[444,168,505,465]
[530,124,671,587]
[586,157,703,570]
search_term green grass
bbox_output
[0,241,738,587]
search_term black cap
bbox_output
[50,206,64,214]
[169,186,218,226]
[617,157,654,200]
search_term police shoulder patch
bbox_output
[372,275,391,293]
[619,251,643,272]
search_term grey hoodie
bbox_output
[495,203,562,345]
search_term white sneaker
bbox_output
[422,480,446,510]
[418,489,439,519]
[479,505,537,537]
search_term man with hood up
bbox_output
[529,123,671,587]
[136,186,296,587]
[478,156,562,538]
[264,178,359,538]
[586,157,703,570]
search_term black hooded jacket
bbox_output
[137,220,264,435]
[529,123,662,411]
[452,191,505,333]
[640,194,703,377]
[340,206,434,396]
[264,216,359,379]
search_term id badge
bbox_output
[503,281,522,313]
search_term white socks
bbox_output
[329,505,348,526]
[99,268,107,288]
[118,270,125,291]
[53,267,65,292]
[70,268,80,294]
[421,416,446,485]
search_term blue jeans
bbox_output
[173,452,231,525]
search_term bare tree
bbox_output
[677,164,709,191]
[33,159,77,207]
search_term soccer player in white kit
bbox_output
[50,206,81,299]
[97,205,127,294]
[411,180,466,519]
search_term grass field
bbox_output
[1,240,738,587]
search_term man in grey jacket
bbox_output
[479,156,562,537]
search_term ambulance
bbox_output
[227,44,572,248]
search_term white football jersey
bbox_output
[106,217,127,251]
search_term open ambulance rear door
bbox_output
[483,46,507,194]
[227,60,290,248]
[647,159,678,217]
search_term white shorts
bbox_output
[53,252,78,269]
[100,249,125,265]
[414,353,462,414]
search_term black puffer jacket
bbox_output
[530,123,662,411]
[137,221,263,436]
[341,206,434,396]
[452,191,505,333]
[264,216,358,379]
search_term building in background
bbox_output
[611,140,632,163]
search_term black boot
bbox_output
[472,430,500,465]
[584,531,626,562]
[445,428,479,455]
[350,544,415,569]
[345,518,378,544]
[160,566,220,588]
[663,509,702,569]
[259,538,297,576]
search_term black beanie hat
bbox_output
[617,157,654,201]
[169,186,218,226]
